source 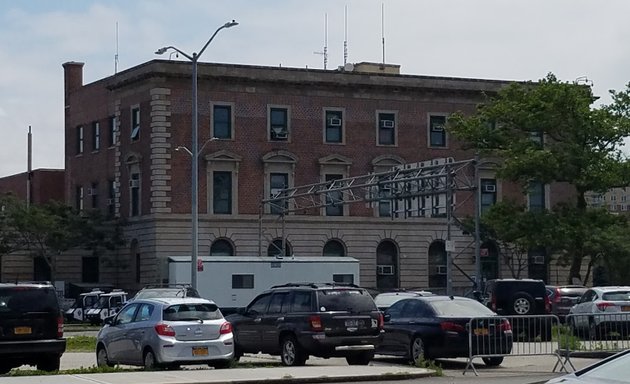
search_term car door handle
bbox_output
[254,318,262,323]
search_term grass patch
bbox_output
[9,366,134,377]
[411,357,443,376]
[66,335,97,352]
[553,325,582,351]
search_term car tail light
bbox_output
[500,319,512,332]
[553,288,562,303]
[596,302,615,311]
[544,294,552,313]
[440,321,465,332]
[57,315,64,338]
[309,315,323,331]
[491,293,497,311]
[154,323,176,337]
[220,321,233,335]
[378,313,384,330]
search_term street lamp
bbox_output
[156,20,238,290]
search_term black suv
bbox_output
[0,282,66,373]
[483,279,552,340]
[226,282,383,366]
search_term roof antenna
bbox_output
[114,22,119,74]
[313,13,328,69]
[381,3,386,64]
[343,5,348,66]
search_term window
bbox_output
[131,107,140,141]
[212,104,232,139]
[210,239,234,256]
[130,173,140,216]
[75,185,84,211]
[108,116,117,147]
[269,107,289,141]
[376,240,399,290]
[116,304,139,325]
[378,176,392,217]
[480,178,497,214]
[268,238,292,257]
[213,171,232,214]
[530,131,543,147]
[333,274,354,284]
[248,293,271,314]
[232,274,254,289]
[429,115,447,147]
[377,112,396,145]
[136,304,154,322]
[323,239,346,256]
[90,182,99,209]
[269,173,288,214]
[325,174,343,216]
[92,122,100,151]
[428,240,447,291]
[528,182,545,212]
[324,109,343,143]
[82,256,99,283]
[107,179,115,216]
[76,126,84,154]
[291,291,313,312]
[268,292,290,314]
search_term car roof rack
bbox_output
[142,283,193,289]
[270,282,360,289]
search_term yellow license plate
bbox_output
[474,328,489,336]
[192,346,208,356]
[622,306,630,312]
[14,327,32,335]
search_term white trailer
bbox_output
[168,256,360,310]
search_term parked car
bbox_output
[96,297,233,370]
[226,282,383,366]
[546,348,630,384]
[0,282,66,374]
[85,290,128,325]
[482,279,553,341]
[568,286,630,339]
[374,290,434,311]
[546,285,587,322]
[130,284,201,302]
[377,296,512,366]
[65,289,105,323]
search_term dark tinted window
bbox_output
[404,300,433,317]
[317,289,377,312]
[385,299,407,318]
[0,287,59,315]
[431,298,496,316]
[291,291,313,312]
[268,292,290,314]
[163,303,222,321]
[248,293,271,314]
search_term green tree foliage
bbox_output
[449,74,630,284]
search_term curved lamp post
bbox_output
[155,20,238,290]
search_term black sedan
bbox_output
[377,296,513,366]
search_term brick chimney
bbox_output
[62,61,84,102]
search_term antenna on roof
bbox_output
[381,3,385,64]
[114,22,119,74]
[313,13,328,69]
[343,5,348,65]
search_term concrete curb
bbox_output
[200,370,436,384]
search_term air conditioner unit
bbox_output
[377,265,394,275]
[431,124,445,132]
[436,265,447,275]
[106,198,114,205]
[532,255,545,265]
[328,117,342,127]
[271,126,288,139]
[129,179,140,188]
[380,120,395,129]
[483,185,496,193]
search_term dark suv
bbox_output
[483,279,552,340]
[226,282,383,366]
[0,282,66,373]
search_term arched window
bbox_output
[210,239,234,256]
[428,240,447,292]
[267,238,292,257]
[376,240,399,290]
[323,239,346,256]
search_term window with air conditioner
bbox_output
[532,255,545,265]
[377,112,396,145]
[483,185,496,193]
[324,109,344,143]
[380,120,395,129]
[269,107,289,141]
[129,179,140,188]
[377,265,394,275]
[429,115,447,147]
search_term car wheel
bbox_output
[143,349,159,370]
[345,351,374,365]
[96,346,114,368]
[482,357,504,366]
[233,345,243,362]
[209,359,233,369]
[280,336,306,366]
[510,292,534,315]
[36,354,60,372]
[409,336,425,364]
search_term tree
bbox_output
[449,74,630,283]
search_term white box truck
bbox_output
[168,256,360,312]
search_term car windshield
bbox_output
[0,287,59,315]
[163,303,222,321]
[317,289,377,312]
[430,298,496,317]
[93,296,109,308]
[602,291,630,301]
[576,350,630,382]
[374,294,414,308]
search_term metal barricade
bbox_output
[465,314,566,375]
[559,313,630,370]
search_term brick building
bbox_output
[54,59,575,294]
[0,168,64,204]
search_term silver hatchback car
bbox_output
[96,297,234,369]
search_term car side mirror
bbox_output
[103,316,115,325]
[236,307,246,315]
[383,313,391,322]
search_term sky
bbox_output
[1,0,629,178]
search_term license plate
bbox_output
[192,346,208,356]
[473,328,489,336]
[345,319,359,328]
[622,306,630,312]
[14,326,32,335]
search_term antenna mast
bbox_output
[114,22,119,74]
[381,3,385,64]
[343,5,348,65]
[313,13,328,69]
